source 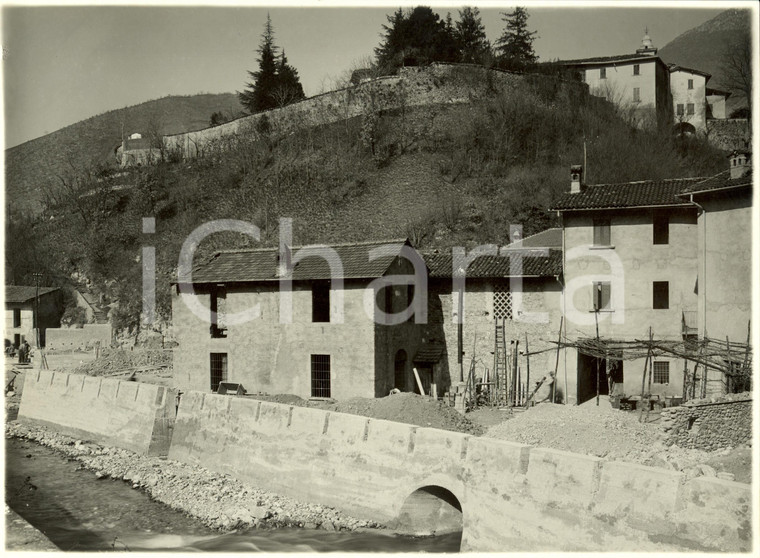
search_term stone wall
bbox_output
[18,370,177,456]
[706,118,751,150]
[169,391,751,552]
[46,324,113,351]
[660,393,752,450]
[163,64,587,161]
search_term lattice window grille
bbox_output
[494,289,513,320]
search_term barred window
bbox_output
[311,354,331,398]
[653,361,670,384]
[210,353,228,392]
[494,288,513,320]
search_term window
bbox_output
[687,103,695,115]
[12,309,21,328]
[210,286,227,338]
[593,282,611,311]
[210,353,228,392]
[593,219,611,246]
[653,361,670,384]
[633,87,640,102]
[653,212,669,245]
[676,104,684,116]
[633,64,640,76]
[311,354,331,398]
[312,281,330,323]
[653,281,669,309]
[687,79,694,90]
[600,68,606,79]
[494,286,513,320]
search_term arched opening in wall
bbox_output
[673,122,696,137]
[391,485,463,545]
[394,350,407,391]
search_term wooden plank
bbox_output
[412,367,425,396]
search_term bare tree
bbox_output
[721,34,752,120]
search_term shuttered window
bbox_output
[593,282,611,311]
[593,219,611,246]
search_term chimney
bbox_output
[570,164,584,193]
[276,245,292,277]
[728,150,750,180]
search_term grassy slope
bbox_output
[5,93,244,213]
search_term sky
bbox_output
[0,1,739,148]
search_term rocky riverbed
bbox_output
[5,422,383,534]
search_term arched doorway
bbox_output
[394,350,407,391]
[673,122,696,136]
[392,485,463,540]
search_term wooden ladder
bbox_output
[493,319,508,406]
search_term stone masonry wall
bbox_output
[163,64,587,161]
[661,392,752,450]
[706,118,751,150]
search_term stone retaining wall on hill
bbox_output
[706,118,751,150]
[162,64,587,161]
[18,370,176,456]
[660,394,752,450]
[169,391,751,552]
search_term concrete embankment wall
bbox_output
[169,391,752,552]
[18,370,176,456]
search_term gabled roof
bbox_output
[187,239,415,284]
[678,168,753,197]
[423,249,562,279]
[667,64,712,80]
[556,53,663,66]
[504,228,562,250]
[5,286,59,304]
[550,178,706,211]
[706,87,731,98]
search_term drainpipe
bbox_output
[686,195,706,339]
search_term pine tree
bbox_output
[239,14,280,113]
[455,7,490,64]
[494,7,538,71]
[273,50,306,108]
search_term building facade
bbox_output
[4,286,63,348]
[669,65,711,134]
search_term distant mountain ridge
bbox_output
[658,8,751,113]
[5,93,244,213]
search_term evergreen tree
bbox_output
[494,7,538,71]
[455,7,490,64]
[273,50,306,108]
[375,6,458,72]
[239,14,279,113]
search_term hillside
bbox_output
[658,8,751,113]
[6,67,728,332]
[5,93,244,214]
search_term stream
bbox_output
[6,438,461,552]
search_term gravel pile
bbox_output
[72,349,172,376]
[6,422,382,533]
[484,400,748,482]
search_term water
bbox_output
[5,438,461,552]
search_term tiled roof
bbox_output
[188,239,414,284]
[5,286,59,304]
[414,342,445,364]
[505,228,562,249]
[556,53,660,66]
[705,87,731,98]
[423,249,562,279]
[550,178,706,211]
[667,64,711,79]
[678,169,753,196]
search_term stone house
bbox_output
[556,32,673,129]
[676,151,753,394]
[422,235,564,401]
[550,168,704,404]
[668,64,711,134]
[172,239,430,399]
[705,87,731,120]
[4,286,63,348]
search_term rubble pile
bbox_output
[72,349,172,376]
[484,400,750,483]
[5,422,381,533]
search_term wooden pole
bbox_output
[554,316,563,404]
[594,310,600,406]
[645,336,654,422]
[511,340,519,407]
[638,327,653,423]
[413,367,425,396]
[524,334,531,408]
